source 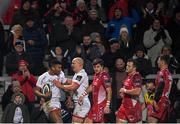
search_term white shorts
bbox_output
[73,98,91,119]
[43,97,61,116]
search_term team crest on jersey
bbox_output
[76,75,82,81]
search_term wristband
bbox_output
[82,91,88,97]
[106,100,110,106]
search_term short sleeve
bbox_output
[36,75,43,89]
[102,72,111,88]
[60,73,67,84]
[133,74,142,88]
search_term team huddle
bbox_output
[34,55,172,123]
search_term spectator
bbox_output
[143,17,172,68]
[102,38,126,72]
[0,20,5,76]
[90,32,106,55]
[11,0,41,28]
[119,25,135,60]
[111,57,127,112]
[134,0,157,44]
[49,15,82,54]
[155,45,179,74]
[1,80,22,111]
[108,0,129,20]
[86,0,107,22]
[44,2,71,33]
[132,45,152,77]
[167,6,180,72]
[155,1,170,25]
[72,0,88,27]
[1,92,30,123]
[5,40,33,76]
[4,24,23,55]
[144,82,156,121]
[12,60,37,114]
[106,7,140,39]
[82,9,105,38]
[2,0,21,25]
[72,34,101,75]
[23,17,48,75]
[47,46,69,69]
[167,0,179,17]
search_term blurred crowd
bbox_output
[0,0,180,123]
[0,0,179,76]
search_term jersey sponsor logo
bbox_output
[76,75,82,81]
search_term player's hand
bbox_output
[119,88,126,93]
[104,106,110,114]
[43,91,52,101]
[52,79,62,88]
[153,100,159,112]
[78,96,84,106]
[119,92,124,98]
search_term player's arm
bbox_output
[106,86,112,105]
[81,84,93,97]
[120,74,142,96]
[120,87,141,96]
[103,74,112,113]
[78,84,92,105]
[34,86,52,99]
[52,79,79,91]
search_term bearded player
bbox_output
[148,55,173,123]
[34,59,66,123]
[78,58,112,123]
[116,59,142,123]
[52,57,91,123]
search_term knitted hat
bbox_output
[119,25,129,35]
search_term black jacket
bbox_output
[1,103,30,123]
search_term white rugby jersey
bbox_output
[36,71,66,98]
[72,69,89,101]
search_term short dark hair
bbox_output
[49,59,62,68]
[93,58,104,66]
[159,55,170,65]
[127,59,138,68]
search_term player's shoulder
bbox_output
[77,69,88,77]
[133,72,142,79]
[38,72,48,80]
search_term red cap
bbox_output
[18,60,28,66]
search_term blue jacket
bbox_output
[106,9,140,39]
[23,26,48,62]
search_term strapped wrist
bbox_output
[82,91,88,97]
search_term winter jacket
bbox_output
[1,103,30,123]
[106,9,140,39]
[12,72,37,102]
[143,28,172,67]
[23,25,48,62]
